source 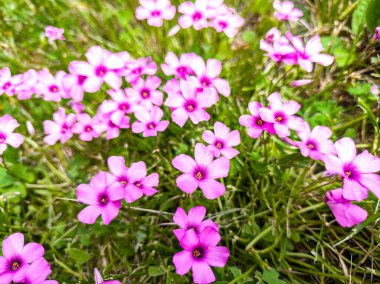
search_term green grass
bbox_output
[0,0,379,283]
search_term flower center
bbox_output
[0,134,5,143]
[120,179,127,186]
[308,144,314,149]
[10,260,21,271]
[151,10,161,17]
[343,164,359,180]
[192,248,203,259]
[219,21,228,29]
[134,181,142,188]
[200,77,211,87]
[100,195,109,205]
[49,85,59,93]
[184,100,197,112]
[148,123,155,129]
[195,171,203,180]
[77,75,87,85]
[133,68,142,74]
[193,12,202,21]
[119,103,130,111]
[95,66,107,77]
[3,82,11,89]
[61,124,68,133]
[215,141,223,149]
[85,126,92,132]
[256,119,264,126]
[141,90,150,98]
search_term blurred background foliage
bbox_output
[0,0,379,283]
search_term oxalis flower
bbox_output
[107,156,159,203]
[0,115,24,155]
[131,106,169,137]
[172,143,230,199]
[77,172,125,225]
[173,227,229,284]
[43,107,77,145]
[44,26,65,44]
[273,0,303,22]
[72,113,102,142]
[0,67,19,96]
[324,137,380,202]
[23,257,58,284]
[94,268,122,284]
[178,0,211,30]
[161,52,197,79]
[123,57,157,83]
[135,0,176,27]
[324,188,367,227]
[0,233,45,284]
[125,76,163,109]
[202,122,240,159]
[173,206,219,241]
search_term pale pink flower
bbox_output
[324,137,380,201]
[178,0,212,30]
[294,122,335,161]
[209,13,244,38]
[44,26,65,44]
[259,92,304,138]
[92,114,130,140]
[0,67,19,96]
[125,76,163,109]
[264,27,282,43]
[43,108,77,145]
[172,143,230,199]
[202,122,240,159]
[260,36,298,65]
[164,80,218,127]
[285,32,334,72]
[135,0,176,27]
[77,172,125,225]
[22,257,58,284]
[173,227,229,283]
[36,69,68,102]
[371,84,379,96]
[131,106,169,137]
[0,115,24,155]
[72,114,102,141]
[13,69,38,100]
[124,57,157,83]
[94,268,121,284]
[168,25,181,37]
[161,52,197,79]
[26,121,35,135]
[173,206,219,241]
[324,188,367,227]
[239,102,275,138]
[290,79,313,87]
[273,0,303,22]
[373,26,380,41]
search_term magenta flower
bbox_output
[124,57,157,83]
[0,115,24,155]
[107,156,158,203]
[178,0,211,30]
[191,57,231,97]
[43,107,77,145]
[92,114,130,140]
[264,27,281,43]
[94,268,121,284]
[286,32,334,72]
[172,143,230,199]
[202,122,240,159]
[259,92,304,138]
[164,80,218,127]
[77,172,125,225]
[131,106,169,137]
[324,188,368,227]
[173,206,218,241]
[0,67,19,96]
[36,70,68,102]
[23,257,58,284]
[294,122,335,161]
[260,37,298,65]
[209,12,244,38]
[373,26,380,41]
[99,89,135,126]
[324,137,380,202]
[13,69,38,100]
[125,76,163,109]
[44,26,65,44]
[173,227,229,283]
[161,52,197,79]
[290,79,313,87]
[135,0,176,27]
[72,113,101,141]
[0,233,45,284]
[239,102,275,138]
[73,46,124,91]
[273,0,303,22]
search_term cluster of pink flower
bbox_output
[260,28,334,72]
[239,92,380,227]
[172,121,240,199]
[77,156,158,225]
[0,233,57,284]
[135,0,244,38]
[172,206,229,283]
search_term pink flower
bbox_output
[273,0,303,22]
[125,76,163,109]
[178,0,211,30]
[26,121,35,136]
[324,188,367,227]
[239,102,275,138]
[290,79,313,87]
[260,36,298,65]
[77,172,125,225]
[173,227,229,283]
[264,27,282,43]
[22,257,58,284]
[324,137,380,202]
[294,122,335,161]
[164,80,218,127]
[202,122,240,159]
[124,57,157,83]
[373,26,380,41]
[72,114,101,141]
[131,106,169,137]
[13,69,38,100]
[259,92,304,138]
[99,89,135,126]
[0,67,19,96]
[94,268,121,284]
[285,32,334,72]
[161,52,197,79]
[92,114,130,140]
[73,46,124,91]
[43,107,77,145]
[173,206,218,241]
[191,57,231,97]
[44,26,65,44]
[0,115,24,155]
[209,12,244,38]
[0,233,45,284]
[371,84,379,96]
[172,143,230,199]
[135,0,176,27]
[36,69,68,102]
[107,156,159,203]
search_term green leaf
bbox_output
[148,266,166,277]
[67,248,91,265]
[352,0,370,34]
[358,97,378,129]
[262,268,286,284]
[366,0,380,32]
